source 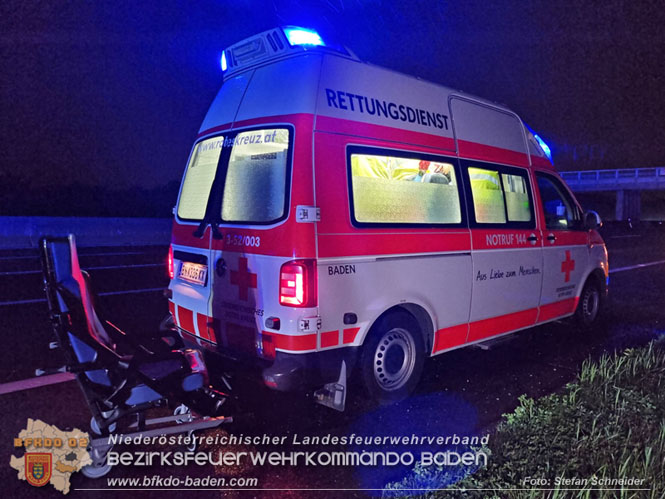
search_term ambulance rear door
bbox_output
[170,137,222,347]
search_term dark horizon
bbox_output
[2,1,664,196]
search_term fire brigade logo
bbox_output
[10,418,92,494]
[25,453,52,487]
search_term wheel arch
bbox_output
[581,267,608,302]
[361,303,434,355]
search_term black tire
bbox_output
[359,311,425,404]
[575,278,602,328]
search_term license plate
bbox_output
[179,262,207,286]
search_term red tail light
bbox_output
[279,259,317,307]
[168,245,174,279]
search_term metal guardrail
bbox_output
[561,167,665,191]
[0,216,172,249]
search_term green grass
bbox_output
[384,339,665,498]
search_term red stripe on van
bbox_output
[320,330,339,348]
[319,232,471,258]
[209,226,316,257]
[467,307,538,342]
[472,229,540,251]
[196,313,210,341]
[168,301,177,325]
[541,231,588,246]
[263,331,318,351]
[531,156,554,169]
[538,297,579,322]
[432,324,468,354]
[343,327,361,344]
[458,139,530,167]
[196,122,233,138]
[171,222,210,250]
[316,115,456,152]
[177,306,196,336]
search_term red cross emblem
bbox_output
[230,257,257,301]
[561,250,575,282]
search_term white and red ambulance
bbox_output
[166,27,608,410]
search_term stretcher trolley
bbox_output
[38,235,233,478]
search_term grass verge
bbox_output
[384,338,665,498]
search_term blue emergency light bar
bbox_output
[282,27,325,47]
[533,133,552,161]
[220,27,349,76]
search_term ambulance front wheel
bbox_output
[575,278,601,328]
[360,311,425,404]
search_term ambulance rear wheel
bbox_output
[360,311,424,404]
[575,279,601,327]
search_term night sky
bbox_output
[2,1,665,197]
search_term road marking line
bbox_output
[0,287,164,306]
[0,263,163,276]
[0,372,75,395]
[610,259,665,274]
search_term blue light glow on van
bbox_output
[533,133,552,160]
[283,27,324,47]
[220,51,228,71]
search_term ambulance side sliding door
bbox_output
[462,161,543,342]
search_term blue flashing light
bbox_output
[533,133,552,161]
[220,51,228,71]
[283,27,324,47]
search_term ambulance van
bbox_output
[166,27,608,410]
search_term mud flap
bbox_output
[314,361,347,412]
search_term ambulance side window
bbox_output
[465,163,534,227]
[347,148,464,226]
[535,173,583,230]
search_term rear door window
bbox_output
[177,137,224,220]
[221,129,290,223]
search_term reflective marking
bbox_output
[0,263,163,277]
[0,372,75,395]
[0,287,164,306]
[610,259,665,274]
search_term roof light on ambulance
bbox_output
[533,133,552,161]
[282,27,325,47]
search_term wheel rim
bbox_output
[373,328,416,391]
[582,286,600,323]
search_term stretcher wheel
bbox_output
[81,447,113,479]
[359,310,424,404]
[90,416,116,435]
[174,405,198,452]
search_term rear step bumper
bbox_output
[178,329,359,392]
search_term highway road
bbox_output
[1,224,664,497]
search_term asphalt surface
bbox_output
[1,223,664,498]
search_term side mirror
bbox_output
[584,210,602,230]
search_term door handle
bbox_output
[547,234,556,242]
[527,235,538,242]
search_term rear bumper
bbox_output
[178,329,359,392]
